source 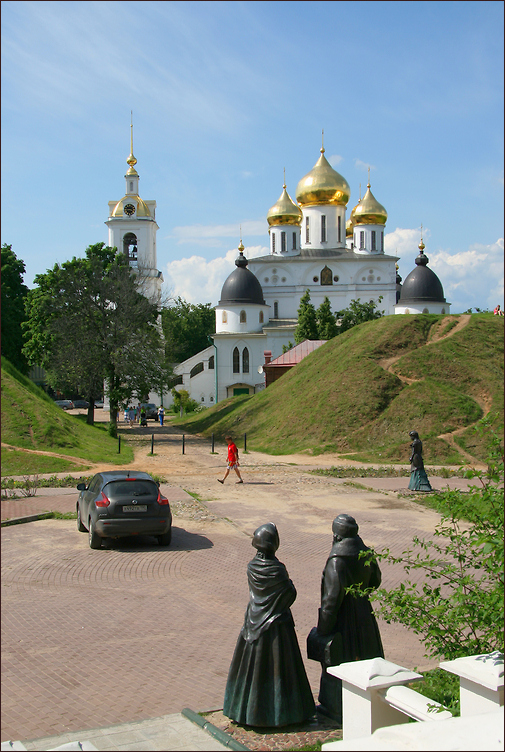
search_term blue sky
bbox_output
[2,0,503,312]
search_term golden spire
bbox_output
[126,111,138,172]
[321,128,325,154]
[367,166,371,188]
[283,167,286,188]
[419,224,425,251]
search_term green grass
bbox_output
[1,358,134,475]
[176,315,503,463]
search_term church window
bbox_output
[334,275,339,282]
[321,215,327,243]
[210,395,214,402]
[129,181,133,192]
[338,216,341,243]
[441,308,446,314]
[242,347,249,373]
[292,232,297,250]
[123,233,138,266]
[190,362,204,378]
[259,311,264,324]
[222,311,227,323]
[321,266,332,285]
[360,231,365,250]
[422,308,429,314]
[281,232,286,252]
[313,276,319,282]
[273,301,279,318]
[209,356,214,369]
[233,347,240,373]
[305,217,310,244]
[272,233,276,253]
[371,231,376,251]
[240,310,247,323]
[381,231,384,251]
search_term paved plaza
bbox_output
[2,429,474,748]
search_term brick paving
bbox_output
[1,437,474,746]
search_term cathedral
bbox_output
[106,131,449,407]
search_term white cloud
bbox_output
[354,159,376,173]
[164,244,268,306]
[386,229,504,312]
[327,154,343,167]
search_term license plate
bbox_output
[122,505,147,512]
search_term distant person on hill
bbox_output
[218,436,243,484]
[494,304,504,316]
[408,430,432,491]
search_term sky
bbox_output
[2,0,503,313]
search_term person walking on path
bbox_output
[158,406,165,426]
[218,436,243,484]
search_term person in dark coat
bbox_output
[408,430,432,491]
[223,522,315,727]
[316,514,384,722]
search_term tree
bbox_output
[23,243,167,431]
[162,298,215,363]
[295,290,319,343]
[1,244,29,374]
[335,297,384,335]
[364,418,503,661]
[316,296,339,339]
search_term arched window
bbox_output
[222,311,227,323]
[233,347,240,373]
[242,347,249,373]
[259,311,264,324]
[292,232,297,250]
[123,233,138,265]
[281,231,286,252]
[273,301,279,318]
[240,310,247,323]
[190,362,204,378]
[209,355,214,369]
[272,233,276,253]
[422,308,429,314]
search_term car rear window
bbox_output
[104,480,158,500]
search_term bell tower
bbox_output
[105,118,163,302]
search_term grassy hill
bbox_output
[178,314,503,464]
[1,358,133,476]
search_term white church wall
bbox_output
[215,304,270,334]
[301,205,346,250]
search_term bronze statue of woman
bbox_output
[408,430,432,491]
[223,522,315,727]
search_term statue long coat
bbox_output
[223,552,315,727]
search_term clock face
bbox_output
[124,203,135,216]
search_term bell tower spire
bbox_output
[126,113,139,196]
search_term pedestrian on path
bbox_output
[218,435,243,484]
[158,406,165,426]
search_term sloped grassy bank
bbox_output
[177,314,503,464]
[1,358,133,475]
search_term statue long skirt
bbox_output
[223,616,315,727]
[408,468,432,491]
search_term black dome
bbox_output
[399,250,446,303]
[219,251,266,305]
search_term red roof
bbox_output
[266,340,327,367]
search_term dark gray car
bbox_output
[76,471,172,549]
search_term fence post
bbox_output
[151,434,154,454]
[211,433,215,453]
[118,435,121,454]
[244,433,247,452]
[182,434,185,454]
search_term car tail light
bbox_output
[96,492,110,507]
[157,489,169,505]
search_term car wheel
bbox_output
[88,517,102,549]
[77,504,87,532]
[158,529,172,546]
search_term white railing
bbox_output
[322,651,504,751]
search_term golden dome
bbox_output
[267,184,302,226]
[111,195,151,218]
[296,148,350,207]
[352,182,387,226]
[346,218,353,238]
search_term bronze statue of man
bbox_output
[223,522,315,727]
[315,514,384,723]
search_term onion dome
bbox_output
[111,196,151,217]
[267,183,302,226]
[352,181,387,226]
[219,241,266,305]
[346,218,354,238]
[399,239,446,303]
[296,146,350,207]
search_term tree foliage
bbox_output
[23,243,167,430]
[365,417,504,661]
[335,297,384,334]
[317,296,339,339]
[1,244,29,373]
[162,297,215,363]
[295,290,319,343]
